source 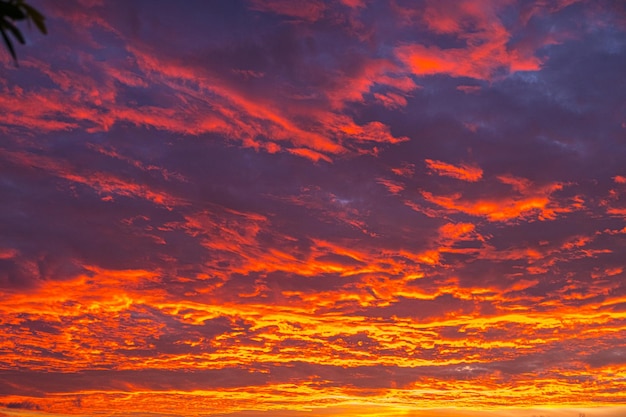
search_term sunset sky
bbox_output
[1,0,626,416]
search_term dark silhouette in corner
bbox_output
[0,0,46,65]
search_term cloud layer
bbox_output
[1,0,626,416]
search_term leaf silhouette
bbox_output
[0,0,46,65]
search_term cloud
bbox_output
[425,159,483,182]
[2,0,626,415]
[421,175,577,222]
[395,0,544,80]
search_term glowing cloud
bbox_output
[1,1,626,416]
[425,159,483,182]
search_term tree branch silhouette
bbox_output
[0,0,46,65]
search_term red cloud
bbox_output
[377,178,405,195]
[395,0,543,80]
[422,175,576,222]
[425,159,483,182]
[0,149,182,208]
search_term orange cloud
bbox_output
[421,175,573,221]
[438,222,476,241]
[377,178,405,195]
[422,191,543,221]
[325,59,417,110]
[1,24,415,165]
[397,42,541,81]
[0,149,183,208]
[391,162,415,178]
[395,0,543,80]
[332,116,408,144]
[128,47,410,160]
[288,147,332,163]
[373,92,408,109]
[425,159,483,182]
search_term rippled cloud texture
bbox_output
[1,0,626,416]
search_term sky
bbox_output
[1,0,626,416]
